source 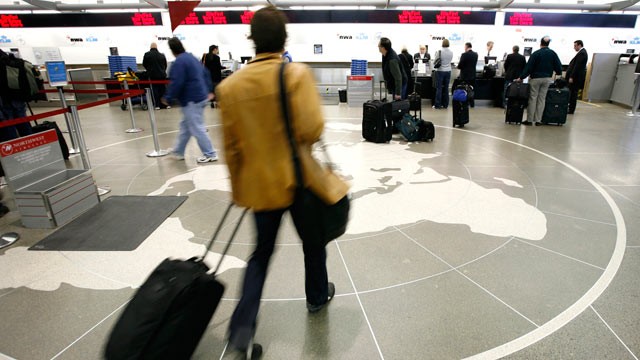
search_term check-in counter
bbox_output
[610,63,639,107]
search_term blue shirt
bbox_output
[163,52,211,106]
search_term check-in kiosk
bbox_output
[0,130,99,228]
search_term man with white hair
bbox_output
[516,36,562,126]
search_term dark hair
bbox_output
[574,40,584,47]
[168,37,186,55]
[249,6,288,54]
[209,44,218,52]
[379,37,392,52]
[465,42,472,48]
[541,36,551,47]
[513,45,520,53]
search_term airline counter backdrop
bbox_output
[0,10,638,66]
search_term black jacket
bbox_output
[504,52,526,81]
[142,48,167,80]
[382,49,407,96]
[566,48,588,88]
[204,53,224,83]
[457,49,478,81]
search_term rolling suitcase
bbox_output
[452,83,470,128]
[505,82,530,100]
[105,204,247,360]
[541,86,570,126]
[505,99,525,124]
[31,121,70,160]
[362,99,392,143]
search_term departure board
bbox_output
[505,12,637,28]
[0,13,162,28]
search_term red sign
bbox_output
[181,12,200,25]
[509,13,534,26]
[203,12,227,24]
[398,11,423,24]
[131,13,157,26]
[347,76,373,81]
[436,11,461,24]
[0,130,57,157]
[240,11,254,24]
[0,14,23,28]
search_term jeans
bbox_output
[527,77,552,123]
[0,98,31,142]
[401,82,408,100]
[228,206,329,349]
[172,99,215,157]
[435,71,450,108]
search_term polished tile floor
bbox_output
[0,98,639,360]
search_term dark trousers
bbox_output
[150,82,166,108]
[435,71,451,108]
[568,83,581,114]
[228,206,329,349]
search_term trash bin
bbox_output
[338,89,347,103]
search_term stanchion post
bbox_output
[57,86,80,154]
[69,105,111,196]
[144,88,168,157]
[123,80,143,133]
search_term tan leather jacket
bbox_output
[216,53,349,211]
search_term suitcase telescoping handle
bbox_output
[202,203,248,275]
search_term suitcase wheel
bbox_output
[121,103,127,111]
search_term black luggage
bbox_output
[408,92,421,111]
[386,99,410,130]
[363,100,392,143]
[505,99,526,124]
[505,82,530,101]
[105,204,247,360]
[31,121,70,159]
[422,119,435,141]
[452,100,469,127]
[541,87,570,126]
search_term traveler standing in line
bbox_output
[161,37,218,163]
[142,42,168,110]
[566,40,588,114]
[433,39,453,109]
[457,42,478,108]
[0,49,32,141]
[516,36,562,126]
[378,37,407,101]
[216,6,349,358]
[399,47,414,98]
[503,45,527,107]
[203,45,225,102]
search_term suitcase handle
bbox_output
[202,203,248,275]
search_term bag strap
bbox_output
[201,202,248,275]
[278,62,305,190]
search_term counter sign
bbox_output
[0,14,23,28]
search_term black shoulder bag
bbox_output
[278,63,350,247]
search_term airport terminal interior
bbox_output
[1,0,640,359]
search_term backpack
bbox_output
[452,88,467,102]
[0,52,43,101]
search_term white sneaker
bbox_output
[196,154,218,163]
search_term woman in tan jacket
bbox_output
[216,6,349,358]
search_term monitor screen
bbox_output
[523,47,533,57]
[240,56,252,63]
[485,56,497,64]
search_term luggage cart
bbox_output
[114,68,148,111]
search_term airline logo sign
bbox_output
[337,33,369,40]
[0,130,57,157]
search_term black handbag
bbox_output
[433,50,442,69]
[278,63,350,247]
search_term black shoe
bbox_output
[0,204,9,218]
[534,122,542,126]
[521,121,532,126]
[228,341,263,359]
[307,282,335,313]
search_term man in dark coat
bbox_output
[457,42,478,107]
[142,42,168,109]
[378,37,407,101]
[503,45,527,107]
[203,45,225,107]
[565,40,588,114]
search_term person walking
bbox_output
[142,43,168,110]
[216,6,349,359]
[566,40,588,114]
[516,36,562,126]
[161,37,218,163]
[457,42,478,107]
[378,37,407,101]
[433,39,454,109]
[503,45,527,106]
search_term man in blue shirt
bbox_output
[162,37,218,163]
[516,36,562,126]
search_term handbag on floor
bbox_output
[278,63,350,247]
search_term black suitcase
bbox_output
[452,100,469,127]
[505,99,526,124]
[541,87,570,126]
[31,121,70,160]
[408,92,421,111]
[421,120,435,141]
[506,82,530,101]
[362,100,392,143]
[386,99,411,131]
[105,204,247,360]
